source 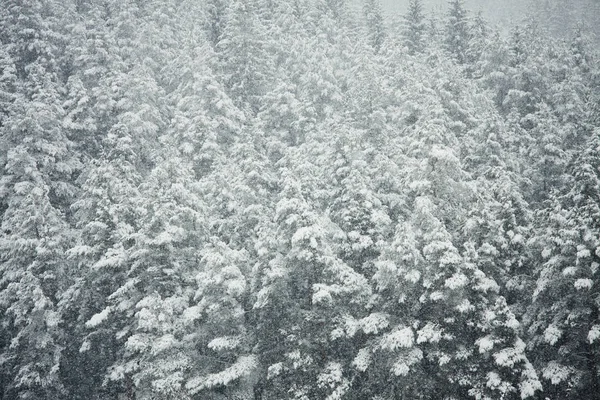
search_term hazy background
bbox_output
[380,0,527,32]
[378,0,526,15]
[352,0,600,42]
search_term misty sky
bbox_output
[352,0,600,41]
[376,0,529,26]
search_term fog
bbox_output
[379,0,527,32]
[360,0,600,43]
[378,0,527,16]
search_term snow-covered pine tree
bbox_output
[402,0,427,55]
[364,61,541,399]
[0,1,81,397]
[204,0,231,48]
[252,171,373,399]
[526,129,600,400]
[363,0,386,54]
[444,0,472,65]
[106,156,208,400]
[217,0,273,115]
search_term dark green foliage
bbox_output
[0,0,599,399]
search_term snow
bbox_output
[126,334,150,352]
[456,299,475,313]
[66,245,94,258]
[392,360,410,376]
[520,362,543,399]
[79,340,91,353]
[473,271,500,293]
[505,314,521,330]
[493,339,527,368]
[380,327,414,351]
[92,246,127,270]
[429,291,445,301]
[438,354,451,366]
[352,348,371,372]
[151,334,177,355]
[417,322,443,344]
[359,313,390,335]
[3,1,596,399]
[476,335,495,353]
[267,362,284,379]
[85,307,111,328]
[573,278,593,290]
[541,248,552,259]
[588,325,600,344]
[312,287,334,305]
[542,361,572,385]
[543,325,562,345]
[318,362,344,389]
[186,355,258,394]
[404,269,421,283]
[576,245,591,259]
[445,272,468,290]
[292,225,324,248]
[486,371,502,389]
[182,305,202,324]
[207,336,242,352]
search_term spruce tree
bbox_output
[402,0,427,55]
[444,0,471,64]
[363,0,386,53]
[527,130,600,400]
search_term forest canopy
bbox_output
[0,0,599,399]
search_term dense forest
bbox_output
[0,0,599,399]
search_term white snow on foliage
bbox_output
[66,244,94,258]
[588,325,600,344]
[380,327,414,351]
[186,355,258,394]
[392,348,423,376]
[318,362,344,389]
[182,305,202,324]
[207,336,242,351]
[476,335,495,353]
[520,362,543,398]
[429,291,445,301]
[267,362,284,379]
[85,307,111,328]
[126,334,150,352]
[445,272,468,289]
[543,325,562,345]
[561,266,577,276]
[456,299,475,313]
[352,348,371,372]
[417,322,442,344]
[151,334,177,355]
[292,225,324,248]
[473,270,500,293]
[576,245,591,259]
[574,278,593,290]
[312,287,334,305]
[493,338,527,367]
[92,246,126,270]
[359,313,390,335]
[405,269,421,283]
[542,361,572,385]
[79,340,91,353]
[486,371,502,389]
